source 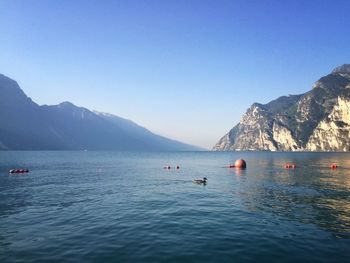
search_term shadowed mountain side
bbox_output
[0,74,63,149]
[96,112,202,151]
[0,73,200,151]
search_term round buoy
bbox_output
[284,164,291,169]
[234,159,247,169]
[331,163,337,169]
[292,164,296,169]
[176,166,180,169]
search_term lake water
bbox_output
[0,151,349,262]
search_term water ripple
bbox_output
[0,151,350,262]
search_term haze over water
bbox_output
[0,151,349,262]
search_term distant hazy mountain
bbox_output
[213,64,350,151]
[0,73,200,151]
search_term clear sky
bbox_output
[0,0,349,149]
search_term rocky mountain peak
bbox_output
[332,64,350,74]
[0,73,18,86]
[58,101,77,108]
[213,64,350,152]
[0,73,35,106]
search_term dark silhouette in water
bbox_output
[193,177,207,185]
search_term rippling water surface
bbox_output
[0,151,350,262]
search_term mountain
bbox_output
[0,73,200,151]
[213,64,350,151]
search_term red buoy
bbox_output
[330,163,337,169]
[285,163,296,169]
[234,159,247,169]
[284,164,291,169]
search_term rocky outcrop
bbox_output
[213,64,350,151]
[306,97,350,151]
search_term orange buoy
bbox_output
[330,163,337,169]
[284,163,297,169]
[234,159,247,169]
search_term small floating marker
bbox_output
[330,163,338,169]
[176,165,180,169]
[284,163,296,169]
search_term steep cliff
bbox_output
[213,64,350,151]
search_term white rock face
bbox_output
[306,97,350,151]
[213,64,350,152]
[213,104,278,151]
[214,133,231,151]
[272,123,300,151]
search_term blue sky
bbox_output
[0,0,349,148]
